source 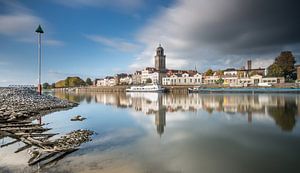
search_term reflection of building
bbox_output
[155,96,166,136]
[55,92,300,133]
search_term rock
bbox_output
[71,115,86,121]
[0,87,77,121]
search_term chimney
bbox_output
[247,60,252,70]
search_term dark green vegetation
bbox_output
[43,77,93,89]
[267,51,297,81]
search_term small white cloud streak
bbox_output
[55,0,144,11]
[85,34,139,52]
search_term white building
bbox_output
[162,73,202,86]
[141,67,160,84]
[119,75,133,85]
[203,75,220,84]
[96,76,117,86]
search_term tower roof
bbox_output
[156,43,163,51]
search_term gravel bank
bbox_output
[0,87,77,121]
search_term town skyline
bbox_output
[1,0,300,86]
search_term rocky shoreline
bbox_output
[0,87,78,121]
[0,87,94,168]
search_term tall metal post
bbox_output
[35,25,44,95]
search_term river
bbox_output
[1,92,300,173]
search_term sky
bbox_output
[0,0,300,86]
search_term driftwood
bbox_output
[0,118,94,168]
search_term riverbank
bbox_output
[54,83,300,94]
[0,88,95,168]
[0,87,77,121]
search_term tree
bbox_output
[267,51,296,80]
[267,64,284,77]
[145,78,152,84]
[215,70,224,76]
[42,82,50,89]
[51,83,56,88]
[55,76,86,88]
[86,78,93,86]
[205,69,214,76]
[215,78,224,84]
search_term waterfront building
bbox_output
[96,76,117,86]
[297,65,300,81]
[162,72,202,86]
[132,71,142,85]
[141,67,160,84]
[155,44,166,72]
[203,75,220,84]
[117,73,133,85]
[154,44,167,84]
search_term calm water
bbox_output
[1,92,300,173]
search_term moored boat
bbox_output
[126,84,165,92]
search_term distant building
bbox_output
[162,72,202,86]
[96,76,117,86]
[297,65,300,81]
[155,44,166,72]
[132,71,142,85]
[141,67,159,84]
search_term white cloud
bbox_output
[55,0,144,11]
[0,1,64,46]
[131,0,300,72]
[85,34,139,52]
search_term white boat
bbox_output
[126,84,165,92]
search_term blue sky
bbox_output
[0,0,299,86]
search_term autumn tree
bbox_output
[267,51,296,80]
[205,69,214,76]
[267,64,284,77]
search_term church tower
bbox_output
[155,44,166,72]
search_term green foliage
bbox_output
[267,51,296,80]
[145,78,152,84]
[215,78,224,84]
[249,71,259,77]
[268,100,297,131]
[42,82,50,89]
[85,78,93,86]
[267,64,284,77]
[55,80,66,88]
[51,83,56,88]
[205,69,214,76]
[215,70,224,76]
[55,76,86,88]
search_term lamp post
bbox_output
[35,25,44,95]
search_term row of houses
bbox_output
[95,67,284,87]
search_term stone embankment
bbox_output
[0,87,77,121]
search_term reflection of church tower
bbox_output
[155,94,166,136]
[154,44,167,84]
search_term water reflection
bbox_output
[54,92,300,133]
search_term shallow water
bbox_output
[1,92,300,173]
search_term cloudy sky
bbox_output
[0,0,299,86]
